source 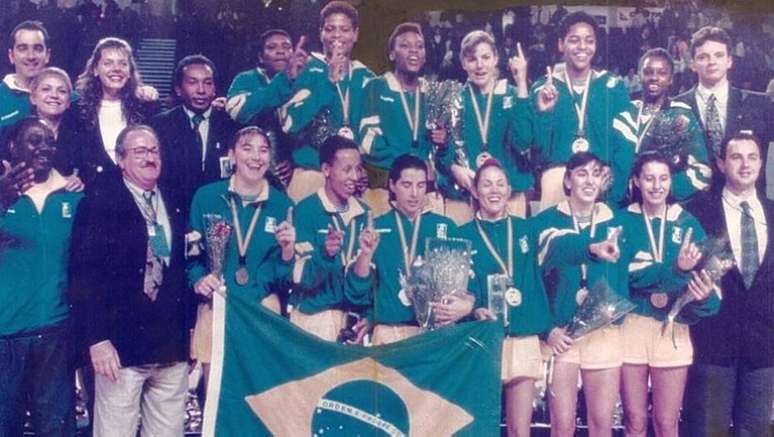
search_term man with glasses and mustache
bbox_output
[69,125,192,437]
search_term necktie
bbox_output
[192,113,206,171]
[141,190,163,301]
[740,201,759,289]
[705,94,723,160]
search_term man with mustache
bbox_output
[0,117,82,436]
[69,125,192,436]
[530,11,631,212]
[280,1,374,203]
[291,135,377,343]
[226,29,308,189]
[610,48,712,206]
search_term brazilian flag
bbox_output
[202,292,503,436]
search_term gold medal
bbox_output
[475,152,493,168]
[571,136,590,153]
[650,292,669,309]
[235,265,249,286]
[576,287,589,305]
[505,287,522,307]
[338,126,355,140]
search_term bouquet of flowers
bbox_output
[204,214,232,297]
[401,237,472,330]
[566,278,636,340]
[640,108,698,170]
[307,107,337,150]
[661,236,734,346]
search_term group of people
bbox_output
[0,2,771,437]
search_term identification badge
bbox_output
[149,224,170,257]
[219,156,233,178]
[671,227,682,244]
[437,223,448,239]
[265,216,277,233]
[61,202,71,218]
[519,236,529,254]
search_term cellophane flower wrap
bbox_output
[566,278,636,340]
[204,214,232,278]
[403,237,472,330]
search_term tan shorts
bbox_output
[541,325,623,370]
[290,309,345,342]
[539,166,568,213]
[502,335,543,382]
[621,314,693,367]
[287,168,325,203]
[371,324,421,346]
[191,294,281,363]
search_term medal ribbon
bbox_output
[334,66,351,127]
[331,214,357,267]
[634,102,659,153]
[642,206,667,263]
[562,69,592,137]
[228,196,263,265]
[395,210,422,276]
[475,216,513,278]
[395,74,421,144]
[570,203,598,287]
[468,82,495,151]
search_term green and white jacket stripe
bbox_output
[280,52,374,170]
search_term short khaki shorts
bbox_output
[541,325,623,370]
[502,335,543,382]
[621,314,693,367]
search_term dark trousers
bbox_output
[683,361,773,437]
[0,323,75,437]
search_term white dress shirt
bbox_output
[721,187,768,270]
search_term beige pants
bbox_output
[191,294,281,363]
[371,324,422,345]
[539,166,568,213]
[94,362,188,437]
[290,309,346,342]
[287,168,325,203]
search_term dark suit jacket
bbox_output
[674,85,773,194]
[68,179,192,367]
[70,102,159,192]
[150,105,238,219]
[686,191,774,369]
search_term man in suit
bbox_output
[69,125,191,437]
[674,26,773,194]
[684,132,773,436]
[151,54,238,219]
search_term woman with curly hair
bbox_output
[72,37,158,189]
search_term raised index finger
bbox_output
[546,66,553,86]
[517,42,525,59]
[681,227,694,251]
[367,210,374,230]
[294,35,307,53]
[286,206,294,226]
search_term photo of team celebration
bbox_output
[0,0,772,435]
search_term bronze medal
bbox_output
[650,292,669,309]
[338,126,355,140]
[576,287,589,305]
[571,137,590,153]
[505,287,522,307]
[235,265,249,285]
[475,151,493,168]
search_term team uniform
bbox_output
[439,79,533,222]
[355,207,456,344]
[459,214,551,381]
[358,73,447,215]
[187,178,294,361]
[610,100,712,206]
[530,64,631,209]
[280,53,374,201]
[291,188,372,341]
[0,74,32,129]
[619,203,719,367]
[535,201,629,368]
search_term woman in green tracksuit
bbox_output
[618,152,719,437]
[458,159,550,437]
[188,126,296,385]
[440,30,533,225]
[534,152,629,437]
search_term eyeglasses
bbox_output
[127,147,160,158]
